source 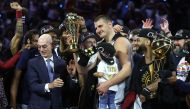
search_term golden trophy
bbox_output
[64,13,81,52]
[151,35,172,59]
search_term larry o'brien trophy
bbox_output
[64,13,81,52]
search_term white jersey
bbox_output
[97,57,119,92]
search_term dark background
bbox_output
[0,0,190,40]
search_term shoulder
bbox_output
[114,37,130,48]
[20,49,30,57]
[54,56,67,67]
[54,55,65,63]
[57,58,66,66]
[28,56,42,64]
[114,37,131,55]
[19,48,35,59]
[115,37,130,45]
[22,48,30,53]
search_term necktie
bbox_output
[46,59,54,82]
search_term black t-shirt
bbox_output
[134,53,175,95]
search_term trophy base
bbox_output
[69,43,78,53]
[69,48,78,53]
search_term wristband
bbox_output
[141,87,151,98]
[16,10,22,19]
[165,31,171,35]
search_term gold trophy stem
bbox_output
[69,42,78,53]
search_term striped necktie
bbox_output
[46,59,54,82]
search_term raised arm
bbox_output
[160,18,172,37]
[142,18,154,29]
[10,2,23,55]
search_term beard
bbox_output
[136,45,147,53]
[174,47,186,57]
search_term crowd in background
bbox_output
[0,0,190,40]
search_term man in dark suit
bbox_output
[26,34,67,109]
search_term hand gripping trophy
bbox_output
[64,13,82,52]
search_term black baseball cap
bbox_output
[171,29,190,40]
[138,29,157,41]
[79,32,99,44]
[97,42,116,65]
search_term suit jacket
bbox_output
[27,55,68,109]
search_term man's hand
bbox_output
[78,16,86,27]
[48,78,64,89]
[77,16,87,32]
[61,32,73,45]
[139,94,146,103]
[97,80,111,95]
[93,72,104,78]
[113,24,123,33]
[167,76,177,85]
[160,18,170,33]
[67,59,76,77]
[142,19,153,29]
[10,2,22,11]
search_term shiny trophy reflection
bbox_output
[64,13,81,52]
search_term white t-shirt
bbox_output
[176,57,190,81]
[97,57,118,92]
